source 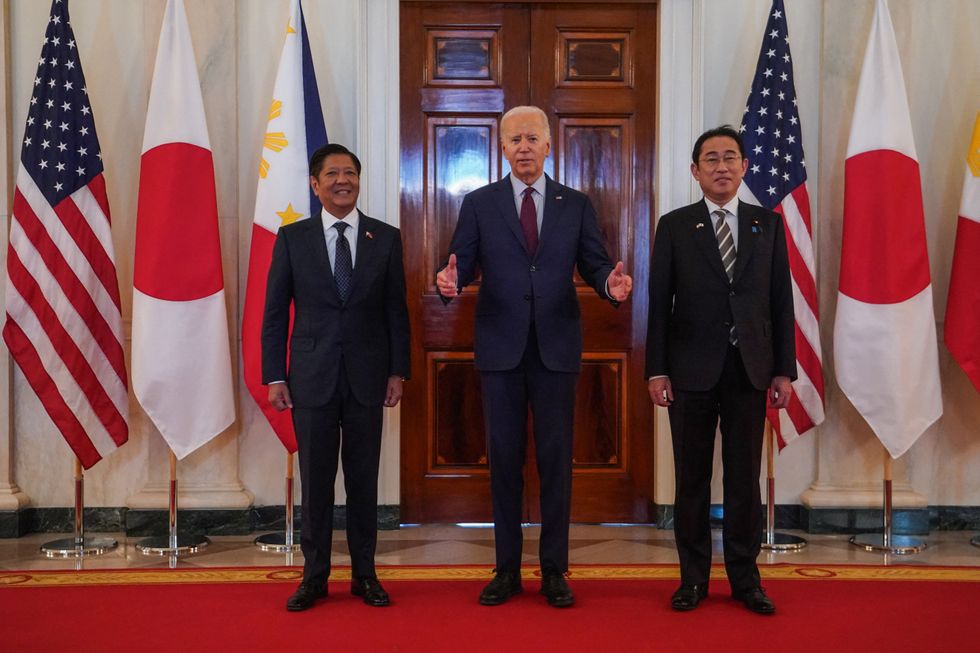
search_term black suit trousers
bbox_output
[668,345,766,592]
[293,362,383,586]
[481,329,578,574]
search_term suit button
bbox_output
[730,290,735,296]
[530,265,537,272]
[524,294,531,301]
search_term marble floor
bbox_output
[2,525,979,572]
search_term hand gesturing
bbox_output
[436,253,459,297]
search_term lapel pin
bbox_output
[365,231,374,240]
[696,223,705,229]
[751,219,761,234]
[555,195,563,200]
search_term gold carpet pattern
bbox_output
[3,563,980,588]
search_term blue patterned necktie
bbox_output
[333,222,353,302]
[713,209,738,346]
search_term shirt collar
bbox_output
[511,173,547,200]
[704,196,739,220]
[322,207,359,232]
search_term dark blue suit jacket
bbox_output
[444,174,616,373]
[261,211,411,407]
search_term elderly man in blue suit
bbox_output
[436,106,632,608]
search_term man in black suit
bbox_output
[262,143,410,611]
[436,106,633,608]
[646,125,795,615]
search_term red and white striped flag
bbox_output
[241,0,326,453]
[738,0,824,449]
[133,0,235,459]
[2,0,128,469]
[834,0,942,459]
[944,113,980,394]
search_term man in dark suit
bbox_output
[262,143,410,612]
[646,125,795,615]
[436,106,633,608]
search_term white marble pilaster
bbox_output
[0,0,29,513]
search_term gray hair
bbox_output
[500,106,551,143]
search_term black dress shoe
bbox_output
[286,582,327,612]
[733,586,775,615]
[540,571,575,608]
[479,570,522,606]
[351,577,390,607]
[670,584,708,611]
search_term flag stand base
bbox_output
[136,534,210,556]
[136,452,209,556]
[40,459,117,557]
[254,532,300,553]
[849,451,926,555]
[762,532,807,551]
[848,534,926,555]
[761,423,807,552]
[255,453,300,553]
[41,536,118,558]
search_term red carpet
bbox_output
[2,565,977,652]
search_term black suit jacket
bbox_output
[261,211,410,407]
[645,199,796,391]
[444,174,616,373]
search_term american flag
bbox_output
[2,0,128,469]
[738,0,825,449]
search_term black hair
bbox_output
[309,143,362,177]
[692,125,746,164]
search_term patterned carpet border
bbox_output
[2,563,980,587]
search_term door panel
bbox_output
[400,1,656,524]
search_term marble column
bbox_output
[0,2,31,524]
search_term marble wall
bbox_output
[0,0,977,518]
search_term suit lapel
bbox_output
[493,175,531,255]
[348,211,376,300]
[538,176,561,259]
[692,201,730,282]
[731,200,758,283]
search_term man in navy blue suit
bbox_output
[436,106,632,608]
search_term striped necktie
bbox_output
[713,209,738,346]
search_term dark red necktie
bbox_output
[520,187,539,255]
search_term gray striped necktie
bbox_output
[713,209,738,346]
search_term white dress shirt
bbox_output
[323,207,359,271]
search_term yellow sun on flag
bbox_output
[277,203,303,226]
[968,113,980,178]
[258,100,289,179]
[286,20,296,35]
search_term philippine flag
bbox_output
[132,0,235,459]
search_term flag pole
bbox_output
[849,444,926,554]
[255,452,301,553]
[137,449,210,556]
[761,421,806,551]
[40,457,118,557]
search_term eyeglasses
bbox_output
[699,154,742,170]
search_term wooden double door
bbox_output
[399,1,657,523]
